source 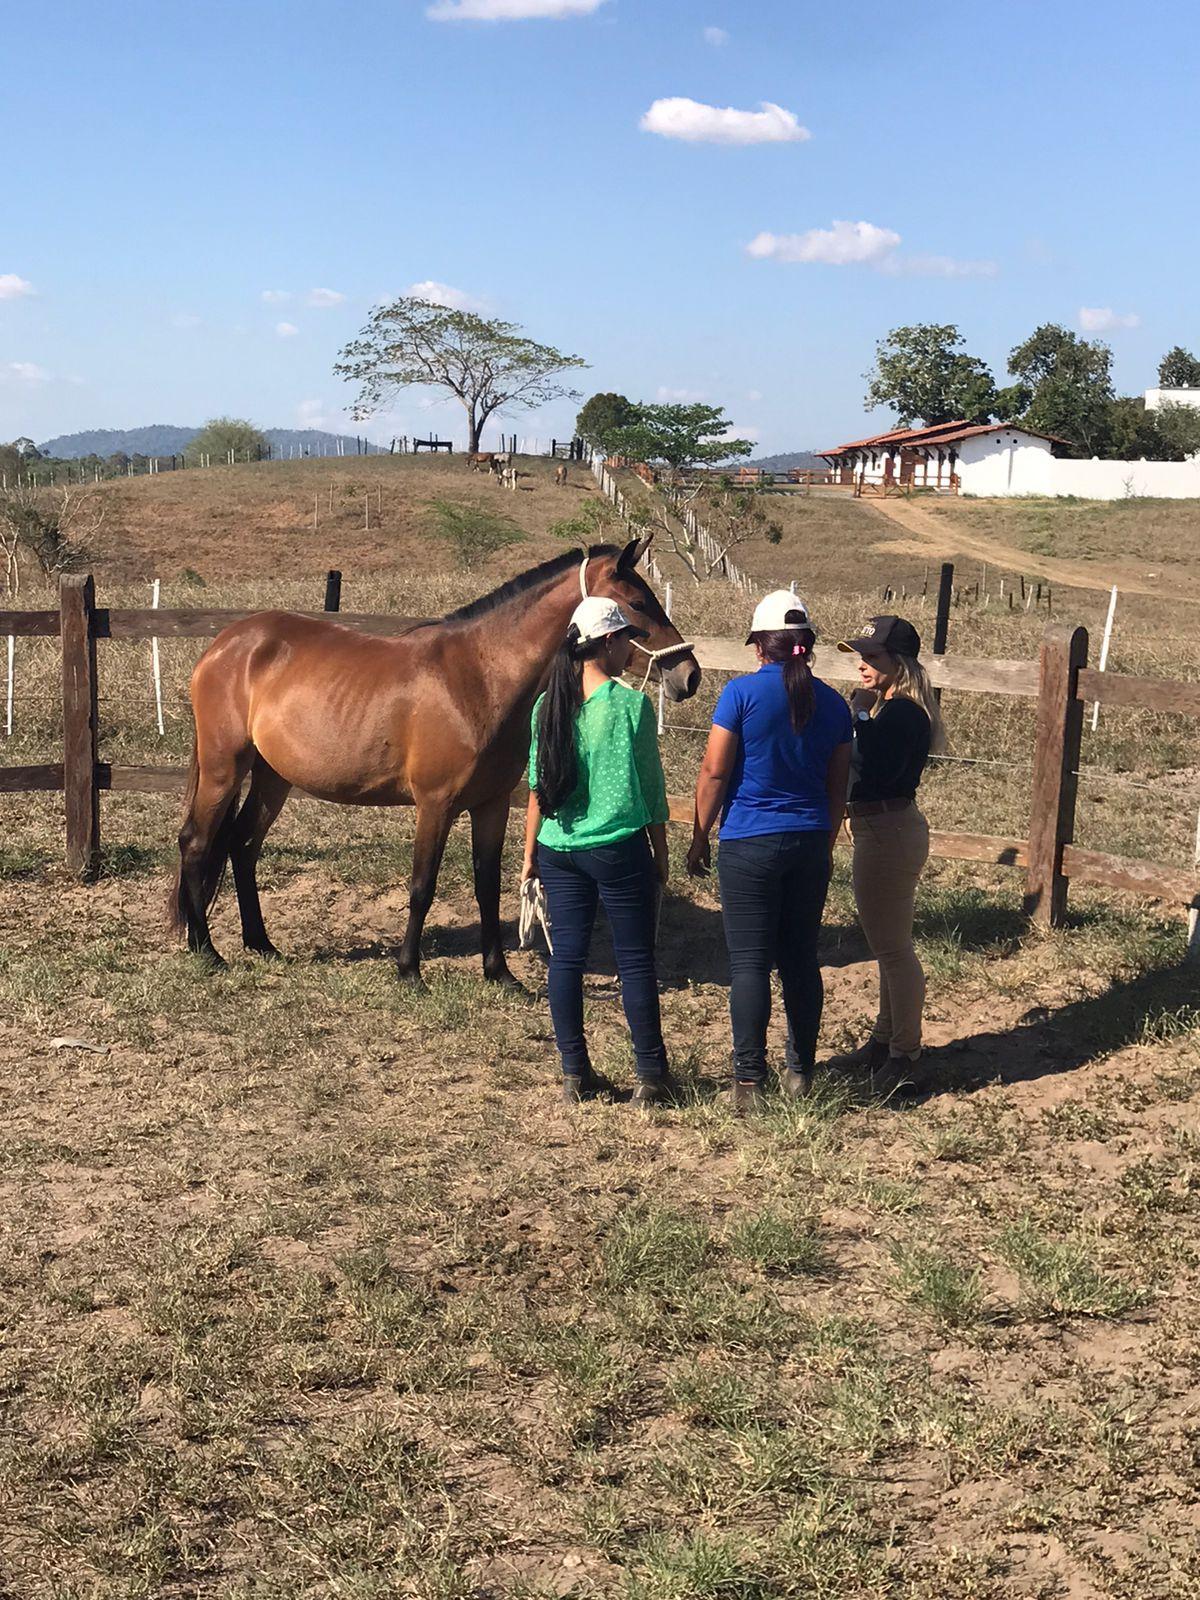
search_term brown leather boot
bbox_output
[781,1067,812,1099]
[631,1075,679,1108]
[561,1070,609,1105]
[827,1036,890,1076]
[732,1079,768,1115]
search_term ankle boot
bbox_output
[732,1079,768,1115]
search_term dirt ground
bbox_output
[2,462,1199,1596]
[1,790,1198,1598]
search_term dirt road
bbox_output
[861,496,1200,604]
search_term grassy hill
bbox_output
[79,452,602,585]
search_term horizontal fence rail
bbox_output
[2,578,1199,946]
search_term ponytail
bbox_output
[535,626,586,815]
[750,627,816,733]
[887,654,949,754]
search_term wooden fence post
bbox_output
[60,573,99,877]
[1024,623,1088,927]
[931,562,954,703]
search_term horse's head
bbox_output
[590,538,701,703]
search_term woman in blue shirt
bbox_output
[688,591,852,1111]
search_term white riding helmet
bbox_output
[746,589,813,644]
[570,595,647,644]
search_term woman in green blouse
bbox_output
[522,596,672,1104]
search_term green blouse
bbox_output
[529,679,669,851]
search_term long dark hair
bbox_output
[749,625,816,733]
[535,624,604,816]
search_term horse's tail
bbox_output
[167,741,238,936]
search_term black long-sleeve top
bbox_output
[850,696,931,803]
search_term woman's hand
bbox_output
[850,687,878,715]
[686,835,711,878]
[521,855,538,884]
[654,849,670,888]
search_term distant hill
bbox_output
[745,450,826,472]
[37,425,387,458]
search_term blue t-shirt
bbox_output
[712,666,852,839]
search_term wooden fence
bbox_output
[3,576,1200,950]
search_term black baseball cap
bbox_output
[837,615,922,658]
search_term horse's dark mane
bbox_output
[444,544,620,623]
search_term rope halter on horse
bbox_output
[578,552,695,694]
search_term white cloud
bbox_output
[1079,306,1140,332]
[0,273,35,300]
[655,385,707,403]
[276,321,299,338]
[881,253,998,278]
[261,289,291,303]
[4,361,50,382]
[746,222,995,278]
[172,312,202,328]
[405,279,488,313]
[427,0,608,18]
[747,220,900,266]
[746,388,763,402]
[640,97,809,146]
[306,287,346,307]
[703,25,728,44]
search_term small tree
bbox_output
[576,392,636,454]
[1157,346,1200,389]
[0,483,104,595]
[425,499,524,569]
[637,477,781,585]
[187,416,268,465]
[606,403,753,480]
[335,298,587,453]
[1008,324,1114,457]
[865,325,997,426]
[1151,402,1200,460]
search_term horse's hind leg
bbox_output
[230,759,292,956]
[178,752,252,966]
[396,800,454,984]
[470,793,518,987]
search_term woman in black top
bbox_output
[836,615,947,1081]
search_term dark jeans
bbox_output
[717,829,832,1084]
[537,831,668,1081]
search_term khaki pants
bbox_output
[849,805,930,1058]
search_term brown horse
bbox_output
[168,539,699,982]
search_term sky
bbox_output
[2,0,1199,455]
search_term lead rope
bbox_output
[577,550,695,694]
[518,875,553,954]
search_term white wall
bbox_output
[1145,387,1200,412]
[963,447,1200,499]
[956,430,1055,495]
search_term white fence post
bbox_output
[1091,585,1118,733]
[658,581,672,735]
[4,632,12,737]
[150,579,165,737]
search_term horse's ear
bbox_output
[617,534,653,572]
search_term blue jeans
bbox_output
[537,831,668,1081]
[717,830,831,1083]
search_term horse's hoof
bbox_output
[395,966,426,991]
[486,968,529,996]
[247,942,286,962]
[191,948,226,974]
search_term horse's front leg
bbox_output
[469,792,519,987]
[396,800,454,985]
